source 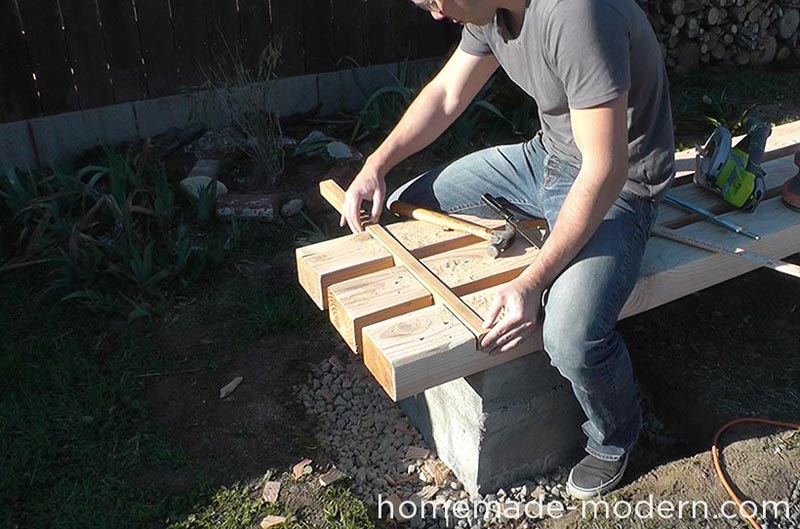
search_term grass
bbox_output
[3,62,800,529]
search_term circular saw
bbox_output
[694,121,771,212]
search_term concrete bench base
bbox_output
[399,351,586,497]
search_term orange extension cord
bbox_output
[712,418,800,529]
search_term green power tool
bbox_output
[694,120,771,212]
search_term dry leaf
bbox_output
[219,376,243,399]
[292,458,312,478]
[261,481,281,503]
[260,515,287,528]
[318,467,348,487]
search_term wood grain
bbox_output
[362,170,800,400]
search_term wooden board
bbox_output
[171,0,211,87]
[331,0,364,67]
[60,0,114,109]
[0,0,39,122]
[134,0,179,97]
[323,154,794,358]
[97,0,146,102]
[296,216,499,310]
[237,0,272,75]
[207,0,239,71]
[363,192,800,400]
[17,0,79,115]
[301,0,334,73]
[297,122,800,312]
[319,180,488,343]
[328,237,538,352]
[270,0,305,76]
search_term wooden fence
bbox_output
[0,0,459,124]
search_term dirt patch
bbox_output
[540,425,800,529]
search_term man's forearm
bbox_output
[518,169,628,290]
[366,82,466,175]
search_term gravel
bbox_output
[294,354,578,528]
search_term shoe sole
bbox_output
[566,455,629,500]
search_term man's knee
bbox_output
[541,302,619,373]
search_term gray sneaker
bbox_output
[566,453,629,500]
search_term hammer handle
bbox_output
[389,202,495,241]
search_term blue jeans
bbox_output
[386,132,658,462]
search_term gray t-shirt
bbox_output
[460,0,675,199]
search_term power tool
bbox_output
[782,151,800,212]
[694,120,771,212]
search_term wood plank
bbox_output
[331,0,364,67]
[134,0,179,97]
[364,190,800,401]
[651,225,800,278]
[60,0,114,109]
[388,0,417,63]
[658,154,798,228]
[415,10,452,60]
[319,180,488,343]
[207,0,239,76]
[301,0,334,73]
[17,0,79,115]
[97,0,147,102]
[297,122,800,313]
[296,223,485,310]
[311,154,796,350]
[270,0,305,76]
[236,0,271,75]
[0,0,39,122]
[171,0,211,87]
[329,237,539,352]
[363,0,392,65]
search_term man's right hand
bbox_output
[340,164,386,233]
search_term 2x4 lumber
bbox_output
[297,121,800,311]
[318,180,489,343]
[658,154,799,227]
[363,193,800,401]
[296,224,484,310]
[328,238,539,353]
[324,154,798,356]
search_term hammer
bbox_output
[389,201,526,258]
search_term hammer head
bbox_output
[486,224,516,258]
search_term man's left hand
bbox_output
[480,277,543,354]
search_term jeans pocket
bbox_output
[542,153,577,191]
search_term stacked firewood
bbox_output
[639,0,800,72]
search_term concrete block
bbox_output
[316,70,343,117]
[338,63,400,113]
[0,120,38,172]
[399,351,585,497]
[30,103,138,166]
[134,94,194,139]
[271,74,319,118]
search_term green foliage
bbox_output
[198,36,285,185]
[350,62,533,154]
[699,88,757,136]
[0,145,236,322]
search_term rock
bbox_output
[319,467,349,487]
[180,176,228,203]
[216,193,276,222]
[280,198,304,217]
[292,458,313,478]
[260,515,287,528]
[778,9,799,40]
[219,376,243,399]
[405,446,431,460]
[261,481,281,503]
